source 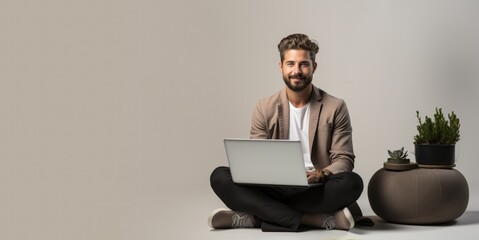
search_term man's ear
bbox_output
[278,61,283,72]
[313,62,317,72]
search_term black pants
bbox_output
[210,166,363,232]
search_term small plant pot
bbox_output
[387,158,410,164]
[384,158,417,171]
[415,143,455,167]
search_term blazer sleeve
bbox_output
[324,100,355,174]
[250,100,269,139]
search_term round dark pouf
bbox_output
[368,168,468,224]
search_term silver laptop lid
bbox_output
[224,138,311,187]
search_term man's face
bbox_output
[280,49,317,92]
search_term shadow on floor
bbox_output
[452,211,479,226]
[351,211,479,234]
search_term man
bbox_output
[208,33,364,232]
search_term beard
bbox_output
[283,73,313,92]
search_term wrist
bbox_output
[320,169,332,182]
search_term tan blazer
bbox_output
[250,85,355,174]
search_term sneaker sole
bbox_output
[343,207,355,229]
[207,208,231,228]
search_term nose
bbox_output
[292,63,301,75]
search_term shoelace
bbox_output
[232,212,253,228]
[321,215,336,230]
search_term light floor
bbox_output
[160,189,479,240]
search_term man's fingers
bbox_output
[307,173,319,183]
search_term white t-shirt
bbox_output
[289,102,314,169]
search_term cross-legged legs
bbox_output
[209,166,363,231]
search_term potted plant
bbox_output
[414,107,460,167]
[384,147,416,171]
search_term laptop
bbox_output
[223,138,322,187]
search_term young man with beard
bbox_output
[208,33,364,232]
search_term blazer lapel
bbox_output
[279,89,289,140]
[309,87,322,152]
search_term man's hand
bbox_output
[306,169,323,183]
[306,169,332,183]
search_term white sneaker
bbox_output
[321,207,355,230]
[208,208,256,229]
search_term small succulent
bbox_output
[388,147,408,160]
[387,147,410,164]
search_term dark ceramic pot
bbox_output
[414,143,455,166]
[387,158,410,164]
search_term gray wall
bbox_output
[1,0,478,239]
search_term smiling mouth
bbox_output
[290,77,304,82]
[289,74,304,80]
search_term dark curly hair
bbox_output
[277,33,319,63]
